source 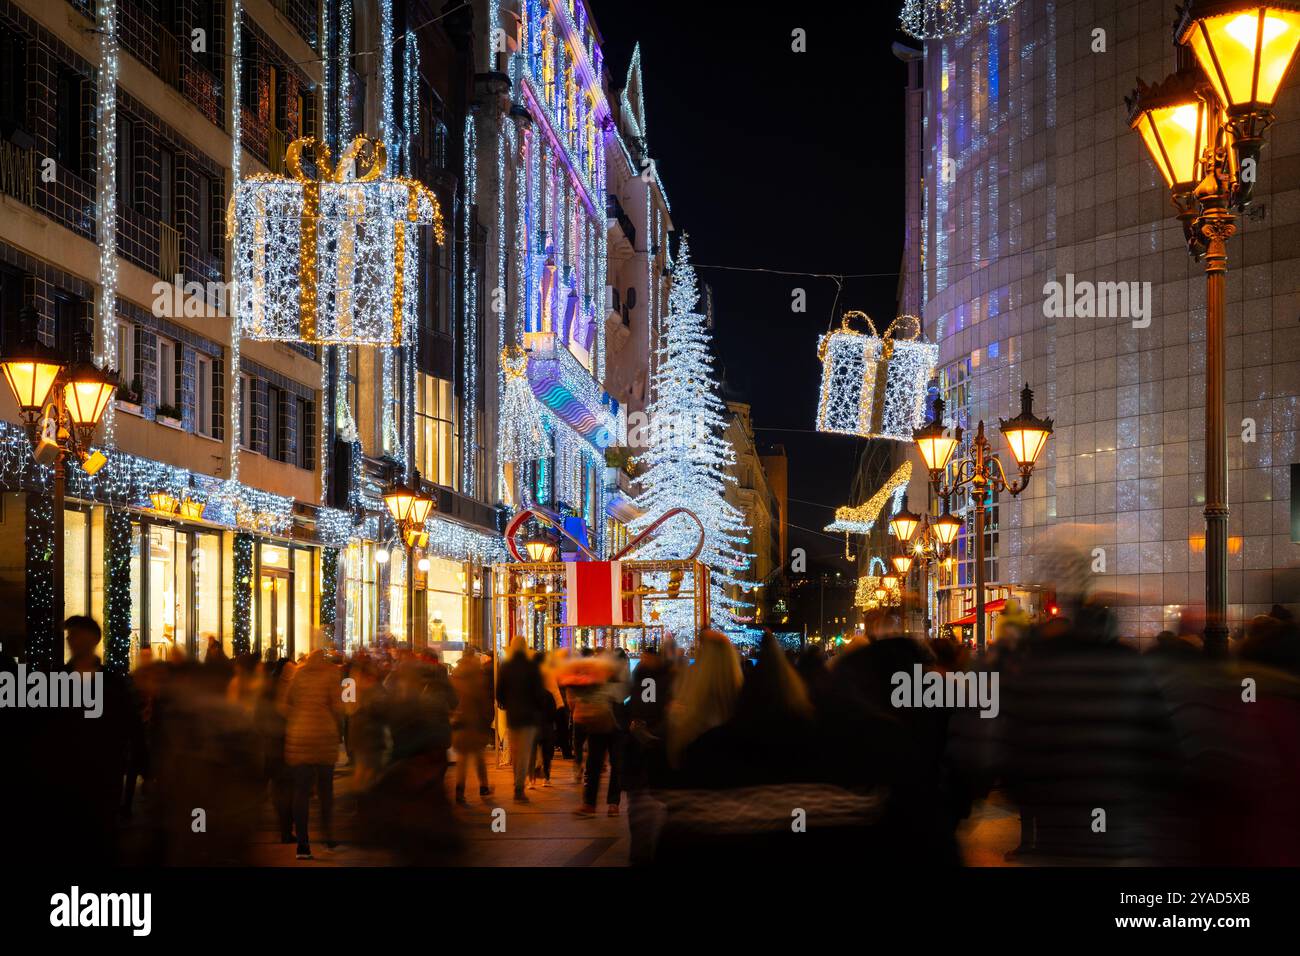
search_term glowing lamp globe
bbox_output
[1126,72,1210,193]
[889,495,922,543]
[0,343,63,422]
[410,493,435,525]
[62,361,117,428]
[383,481,418,524]
[1178,2,1300,113]
[525,539,557,562]
[933,507,964,546]
[999,384,1054,470]
[913,397,961,475]
[891,553,915,575]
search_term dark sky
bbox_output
[592,1,911,568]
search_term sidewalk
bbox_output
[248,750,630,867]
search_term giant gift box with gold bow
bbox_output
[815,312,938,441]
[228,136,446,347]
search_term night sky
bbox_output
[592,1,910,568]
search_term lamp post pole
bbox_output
[969,428,991,651]
[1202,211,1235,657]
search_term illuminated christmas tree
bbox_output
[629,235,752,635]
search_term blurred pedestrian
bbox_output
[496,635,545,802]
[450,651,494,803]
[283,638,343,860]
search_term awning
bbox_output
[947,598,1006,626]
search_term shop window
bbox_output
[62,507,92,631]
[193,531,221,651]
[423,557,467,648]
[389,551,407,643]
[293,548,314,655]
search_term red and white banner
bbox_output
[564,561,624,627]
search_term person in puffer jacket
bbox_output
[282,643,342,859]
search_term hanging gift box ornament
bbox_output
[815,311,937,440]
[816,311,884,436]
[228,136,446,347]
[870,314,938,440]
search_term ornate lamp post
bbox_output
[890,492,964,637]
[1127,1,1300,656]
[911,388,1052,651]
[0,307,117,666]
[383,471,436,646]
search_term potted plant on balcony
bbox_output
[154,402,183,428]
[116,377,144,416]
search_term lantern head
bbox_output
[0,329,63,426]
[933,505,964,546]
[1126,70,1212,194]
[383,480,419,524]
[1177,2,1300,115]
[999,384,1054,472]
[62,361,118,429]
[889,495,922,543]
[891,553,915,575]
[913,396,961,476]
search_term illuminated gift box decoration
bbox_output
[815,312,938,441]
[228,136,446,347]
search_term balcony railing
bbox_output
[0,138,34,206]
[158,221,180,281]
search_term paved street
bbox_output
[246,751,630,868]
[240,748,1020,867]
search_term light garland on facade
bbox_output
[339,0,353,143]
[899,0,1021,40]
[95,0,120,447]
[230,0,245,481]
[462,114,479,497]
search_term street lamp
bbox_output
[382,471,436,647]
[912,386,1052,651]
[888,493,960,639]
[889,495,922,543]
[1127,1,1300,656]
[0,308,116,667]
[524,538,558,562]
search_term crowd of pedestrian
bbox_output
[6,594,1300,867]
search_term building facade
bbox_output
[906,0,1300,642]
[0,0,504,669]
